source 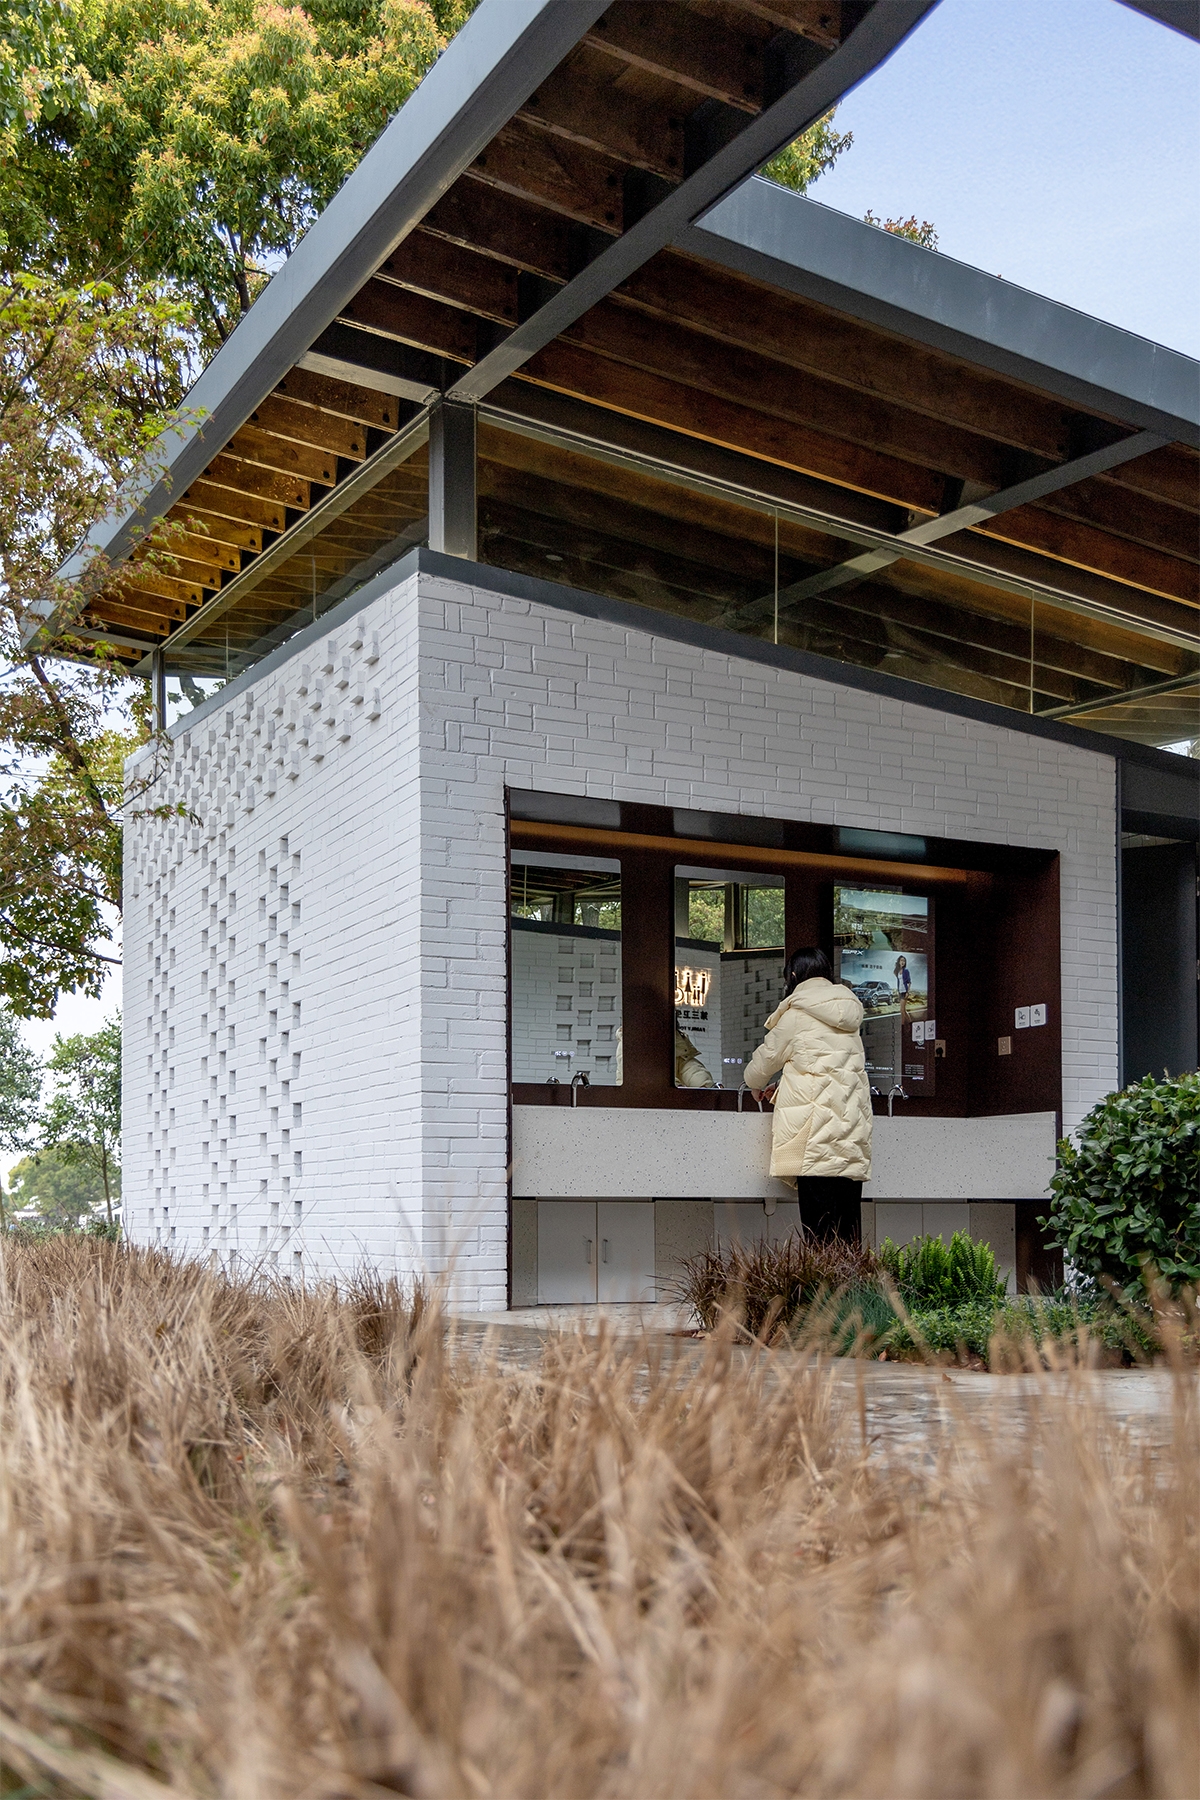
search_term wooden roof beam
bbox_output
[516,55,686,180]
[154,528,241,574]
[618,254,1081,461]
[977,505,1197,607]
[338,278,478,364]
[84,601,176,637]
[272,366,409,430]
[518,337,947,510]
[582,4,772,110]
[421,184,572,281]
[466,118,627,234]
[166,505,264,554]
[225,422,340,487]
[518,338,949,511]
[131,544,234,590]
[245,394,371,461]
[195,455,311,512]
[377,233,520,324]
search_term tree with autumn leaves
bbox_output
[0,0,471,1019]
[0,0,910,1024]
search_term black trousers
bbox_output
[795,1177,863,1243]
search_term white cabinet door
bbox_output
[537,1201,597,1303]
[597,1201,656,1303]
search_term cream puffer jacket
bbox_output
[743,977,873,1180]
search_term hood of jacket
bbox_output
[765,977,864,1035]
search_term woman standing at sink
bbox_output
[745,946,873,1242]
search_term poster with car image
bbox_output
[833,887,934,1094]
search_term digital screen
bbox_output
[834,887,934,1093]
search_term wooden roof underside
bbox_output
[83,0,1198,737]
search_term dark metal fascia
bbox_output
[446,0,938,402]
[1115,0,1200,41]
[682,180,1200,446]
[55,0,613,585]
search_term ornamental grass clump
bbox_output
[677,1230,882,1340]
[0,1234,1196,1798]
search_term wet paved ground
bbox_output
[447,1302,1192,1466]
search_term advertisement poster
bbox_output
[834,888,934,1092]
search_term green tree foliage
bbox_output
[0,271,192,1013]
[760,110,853,194]
[762,120,939,252]
[0,1001,41,1153]
[7,1142,108,1228]
[41,1015,121,1222]
[0,0,90,160]
[4,0,477,345]
[0,2,478,1014]
[1043,1072,1200,1296]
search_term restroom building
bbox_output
[43,0,1198,1303]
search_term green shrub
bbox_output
[1042,1072,1200,1297]
[879,1230,1008,1308]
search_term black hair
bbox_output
[784,945,832,995]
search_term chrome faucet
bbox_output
[570,1070,590,1106]
[886,1082,907,1117]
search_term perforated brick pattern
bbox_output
[124,569,1118,1309]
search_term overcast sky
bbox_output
[807,0,1199,355]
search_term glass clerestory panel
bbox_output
[476,415,1198,752]
[163,442,428,680]
[673,868,785,1089]
[511,851,622,1086]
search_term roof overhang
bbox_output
[686,180,1200,447]
[40,0,1198,752]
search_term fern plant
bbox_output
[879,1232,1008,1308]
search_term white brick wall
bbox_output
[124,565,1118,1307]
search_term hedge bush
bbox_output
[1042,1072,1200,1297]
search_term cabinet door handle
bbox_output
[585,1237,593,1264]
[602,1238,609,1263]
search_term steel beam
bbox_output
[447,0,937,404]
[1041,670,1200,720]
[51,0,614,593]
[745,428,1171,614]
[428,400,478,559]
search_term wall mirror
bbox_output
[673,866,785,1088]
[511,851,622,1085]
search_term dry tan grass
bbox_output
[0,1237,1196,1799]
